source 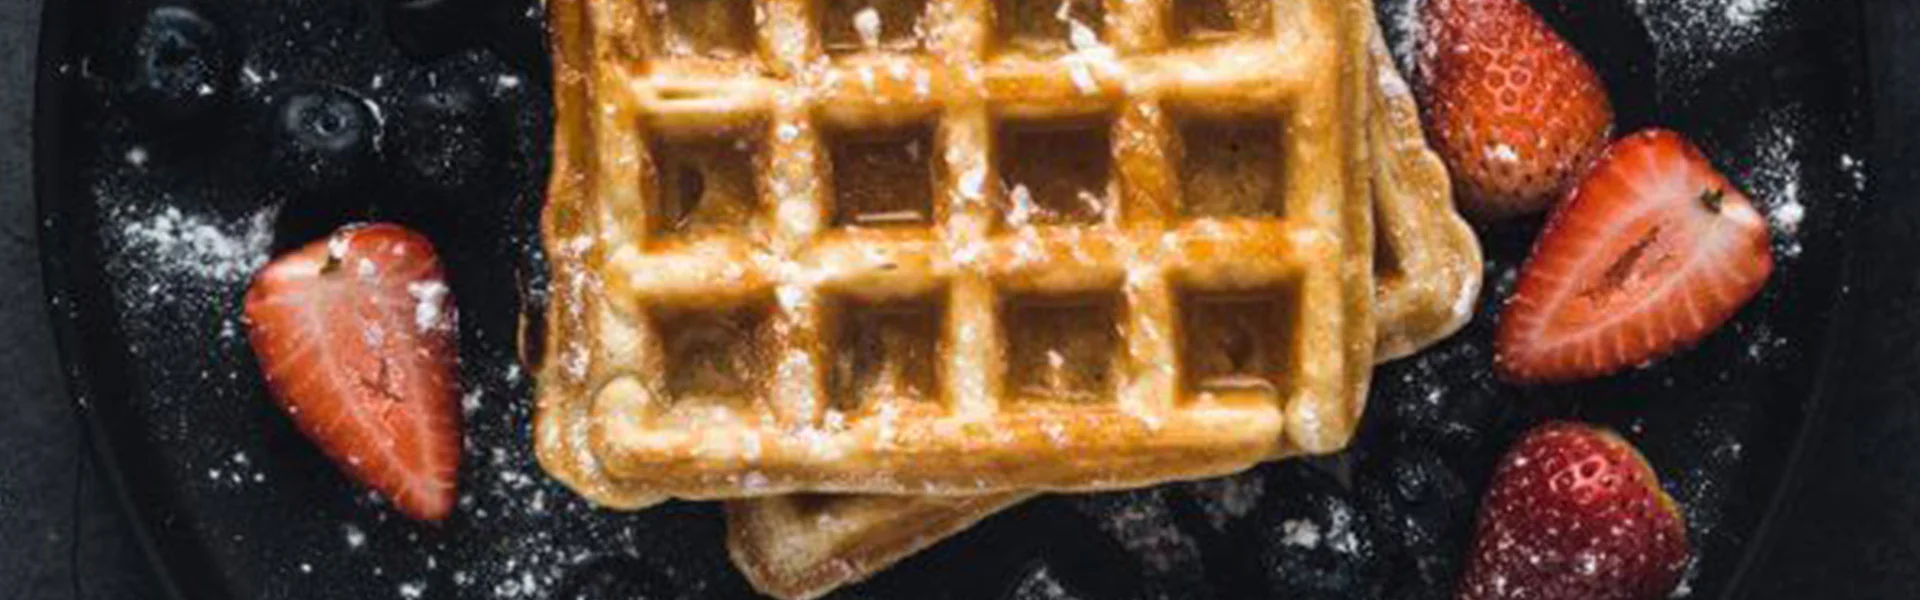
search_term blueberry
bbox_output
[125,5,229,125]
[1026,493,1212,599]
[1253,463,1385,600]
[390,60,496,195]
[1003,562,1094,600]
[1357,449,1473,600]
[1174,470,1268,535]
[383,0,486,59]
[1067,490,1205,579]
[265,82,380,192]
[1376,344,1503,456]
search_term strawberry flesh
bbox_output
[1496,129,1774,384]
[1457,421,1689,600]
[244,223,461,522]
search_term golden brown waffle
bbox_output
[722,10,1482,599]
[1364,10,1483,361]
[536,0,1378,502]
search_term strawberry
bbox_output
[1457,422,1689,600]
[1416,0,1614,220]
[243,223,461,522]
[1494,129,1772,384]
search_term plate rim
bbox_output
[1721,1,1878,596]
[31,0,196,597]
[27,1,1871,598]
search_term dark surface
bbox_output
[0,0,163,597]
[1744,1,1920,596]
[0,1,1914,600]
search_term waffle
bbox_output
[536,0,1378,503]
[723,11,1483,599]
[1363,7,1482,360]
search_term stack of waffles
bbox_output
[536,0,1482,595]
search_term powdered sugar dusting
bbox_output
[1056,0,1116,95]
[407,280,452,333]
[1631,0,1778,51]
[1277,501,1364,556]
[1279,518,1322,548]
[1384,0,1786,96]
[113,204,277,284]
[1740,104,1810,260]
[1182,471,1267,531]
[1376,0,1423,80]
[1073,490,1202,574]
[853,6,882,49]
[1630,0,1781,89]
[1009,564,1078,599]
[1721,0,1775,27]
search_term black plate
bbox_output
[34,0,1871,598]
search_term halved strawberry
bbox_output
[1457,421,1689,600]
[243,223,461,522]
[1495,129,1773,384]
[1417,0,1614,220]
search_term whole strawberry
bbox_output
[1457,422,1689,600]
[1417,0,1614,220]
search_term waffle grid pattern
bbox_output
[538,0,1376,502]
[723,15,1484,595]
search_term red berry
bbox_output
[244,223,461,522]
[1495,129,1773,384]
[1417,0,1615,220]
[1457,422,1690,600]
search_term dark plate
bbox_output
[34,0,1871,598]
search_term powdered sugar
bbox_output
[1719,0,1775,28]
[1630,0,1780,90]
[1277,501,1363,556]
[1182,471,1267,531]
[113,204,277,285]
[852,6,882,49]
[1279,518,1321,548]
[1839,153,1868,193]
[1739,104,1810,260]
[1631,0,1778,50]
[1376,56,1412,102]
[1057,0,1115,95]
[406,280,452,333]
[1073,490,1202,574]
[1382,0,1786,102]
[1771,198,1804,234]
[1380,0,1423,78]
[1008,564,1078,599]
[204,450,268,488]
[1487,143,1520,165]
